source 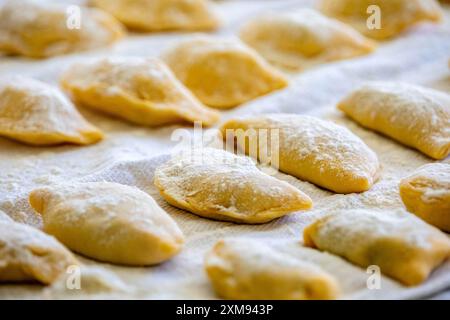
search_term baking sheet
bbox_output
[0,0,449,299]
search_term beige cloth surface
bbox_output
[0,0,449,299]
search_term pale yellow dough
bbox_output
[205,239,340,300]
[304,209,450,286]
[163,37,288,109]
[400,163,450,232]
[240,9,376,70]
[91,0,219,32]
[0,76,103,146]
[0,210,78,284]
[61,57,219,127]
[221,114,380,194]
[338,82,450,160]
[29,182,185,266]
[320,0,443,39]
[154,148,312,224]
[0,0,124,58]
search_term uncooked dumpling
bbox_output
[154,148,312,224]
[61,57,220,127]
[0,0,124,58]
[304,209,450,286]
[0,213,78,284]
[338,82,450,160]
[0,76,103,146]
[205,239,340,300]
[29,182,185,266]
[240,9,376,70]
[221,114,380,194]
[320,0,443,39]
[163,37,288,109]
[400,163,450,232]
[91,0,219,31]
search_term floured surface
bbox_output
[0,0,449,299]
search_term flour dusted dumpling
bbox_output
[320,0,443,39]
[0,212,78,284]
[221,114,380,194]
[61,57,219,127]
[400,163,450,232]
[338,82,450,160]
[205,239,340,300]
[240,9,376,70]
[0,76,103,146]
[163,37,288,109]
[0,0,124,58]
[154,148,312,223]
[29,182,185,266]
[304,209,450,286]
[91,0,218,32]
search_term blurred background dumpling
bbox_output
[240,9,376,70]
[90,0,219,32]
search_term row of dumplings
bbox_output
[0,152,449,298]
[1,63,448,161]
[1,0,447,140]
[0,0,444,67]
[1,0,449,299]
[1,53,448,297]
[203,158,450,298]
[1,72,449,293]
